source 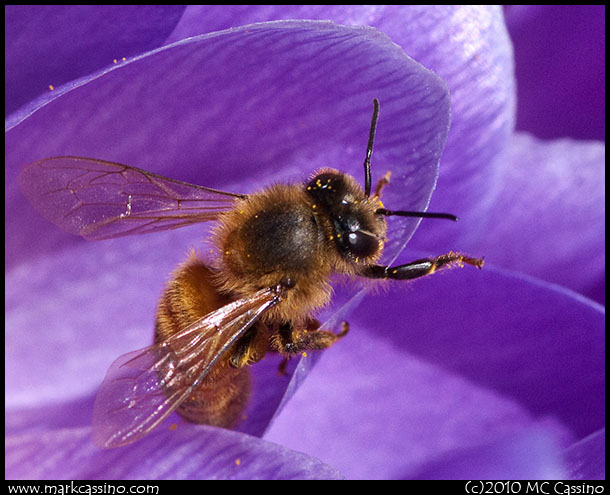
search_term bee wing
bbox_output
[92,285,285,449]
[18,156,246,240]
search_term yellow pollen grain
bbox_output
[302,352,307,358]
[336,233,341,238]
[392,269,398,274]
[329,235,334,240]
[48,84,54,91]
[169,423,178,431]
[312,204,317,209]
[235,458,241,466]
[307,186,311,190]
[225,251,230,255]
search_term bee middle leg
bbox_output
[272,319,350,356]
[229,322,269,368]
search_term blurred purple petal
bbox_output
[471,135,604,302]
[5,5,185,116]
[417,133,605,303]
[413,427,565,480]
[563,429,605,480]
[5,425,343,480]
[504,5,605,140]
[265,264,604,479]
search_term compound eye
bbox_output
[346,230,378,258]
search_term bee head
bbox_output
[305,170,386,262]
[304,99,459,267]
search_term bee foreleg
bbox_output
[373,171,392,199]
[361,252,484,280]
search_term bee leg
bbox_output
[360,252,484,280]
[275,318,347,375]
[273,320,350,355]
[277,356,290,376]
[229,323,268,368]
[373,171,392,198]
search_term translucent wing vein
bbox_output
[19,156,246,240]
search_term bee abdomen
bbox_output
[155,254,251,427]
[175,364,250,427]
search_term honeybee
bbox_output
[18,99,483,449]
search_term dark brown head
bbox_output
[303,99,459,271]
[305,169,387,266]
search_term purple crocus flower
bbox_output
[5,6,604,480]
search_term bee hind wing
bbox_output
[92,285,284,449]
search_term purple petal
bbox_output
[472,135,604,302]
[168,6,518,231]
[416,133,605,303]
[5,424,343,480]
[410,7,605,304]
[265,263,604,479]
[167,6,517,234]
